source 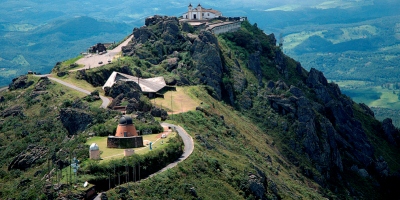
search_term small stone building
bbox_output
[89,143,101,160]
[88,43,107,54]
[107,116,144,148]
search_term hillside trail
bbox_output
[32,75,194,199]
[35,74,110,108]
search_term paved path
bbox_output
[93,122,194,200]
[0,86,8,92]
[35,74,110,108]
[149,123,194,176]
[48,77,110,108]
[73,35,133,72]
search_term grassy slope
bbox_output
[0,75,107,199]
[86,132,177,161]
[107,87,325,199]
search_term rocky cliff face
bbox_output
[190,31,224,99]
[60,108,93,135]
[122,15,225,100]
[121,18,399,187]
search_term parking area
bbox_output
[72,35,133,71]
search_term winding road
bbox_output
[150,123,194,175]
[37,76,194,198]
[35,74,110,108]
[0,86,7,92]
[48,76,110,108]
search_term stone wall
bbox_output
[210,21,242,35]
[107,136,144,149]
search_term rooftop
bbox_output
[103,71,166,93]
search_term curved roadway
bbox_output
[0,86,7,92]
[149,123,194,176]
[34,74,110,108]
[47,77,110,108]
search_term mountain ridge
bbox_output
[1,15,400,199]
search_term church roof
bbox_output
[102,71,166,93]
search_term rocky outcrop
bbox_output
[247,174,266,200]
[104,81,142,99]
[382,118,400,146]
[190,31,223,99]
[274,50,288,78]
[76,65,133,87]
[359,103,374,117]
[150,107,168,121]
[8,145,48,170]
[60,108,93,135]
[262,73,375,183]
[8,75,34,90]
[1,105,24,117]
[34,76,52,91]
[132,27,156,44]
[248,52,263,86]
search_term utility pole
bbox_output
[69,150,72,187]
[171,92,173,120]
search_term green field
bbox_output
[86,131,177,162]
[337,81,400,109]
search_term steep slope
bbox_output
[104,16,400,199]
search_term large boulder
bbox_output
[9,75,33,90]
[8,145,48,170]
[150,107,168,121]
[60,108,93,135]
[1,105,24,118]
[34,76,52,91]
[105,81,142,99]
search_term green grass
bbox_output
[64,55,84,66]
[52,55,84,72]
[153,86,202,114]
[86,132,177,162]
[341,85,400,109]
[56,72,105,96]
[105,86,326,199]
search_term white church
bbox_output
[182,3,222,20]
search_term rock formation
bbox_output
[8,75,34,90]
[8,145,48,170]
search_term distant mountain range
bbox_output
[0,16,131,86]
[1,0,399,90]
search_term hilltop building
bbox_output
[89,143,101,160]
[182,3,222,20]
[102,71,167,98]
[107,115,144,149]
[178,3,246,35]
